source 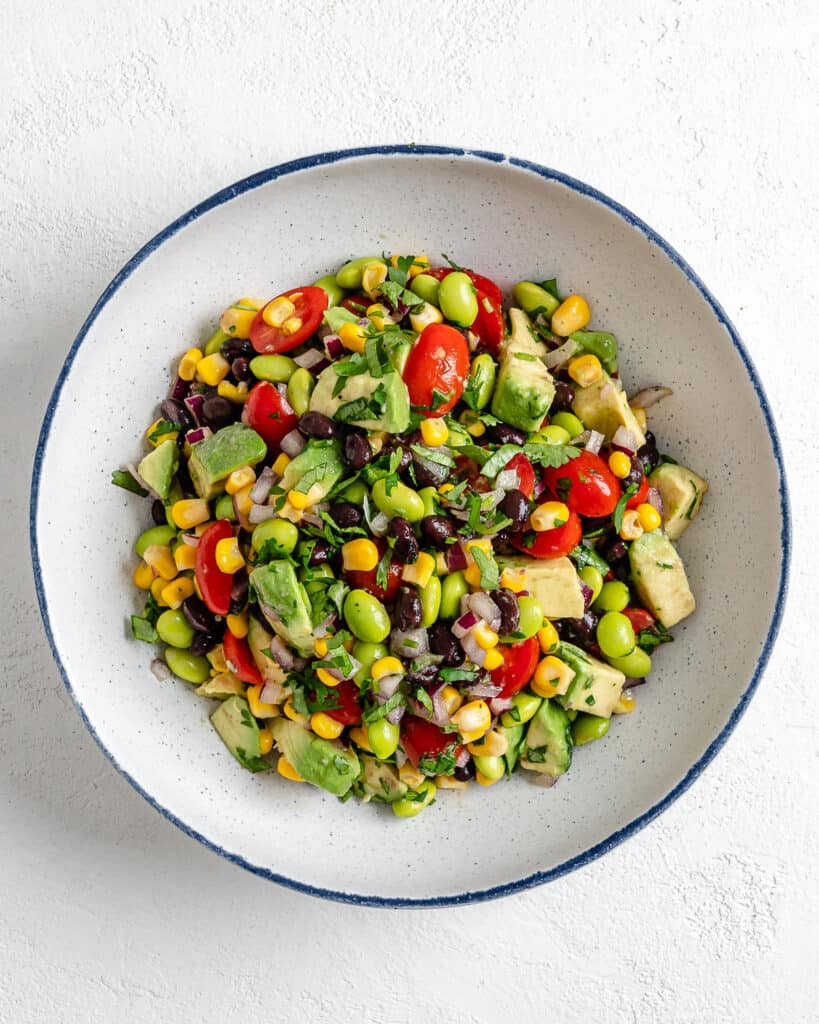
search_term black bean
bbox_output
[638,431,660,474]
[298,411,336,439]
[551,380,576,414]
[190,630,221,657]
[329,502,362,529]
[389,517,419,563]
[394,587,423,631]
[563,609,600,646]
[599,537,628,564]
[232,356,252,382]
[307,539,332,566]
[488,423,527,446]
[500,489,530,528]
[428,623,463,667]
[406,664,440,687]
[491,588,520,636]
[412,454,449,488]
[200,395,235,430]
[151,499,167,526]
[625,455,645,492]
[160,397,194,433]
[454,758,476,782]
[220,338,254,361]
[421,515,457,550]
[343,432,372,470]
[381,440,412,474]
[229,571,249,614]
[182,595,219,633]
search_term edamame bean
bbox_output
[594,580,630,613]
[313,274,346,308]
[352,641,388,685]
[512,281,560,318]
[204,327,230,355]
[287,367,314,416]
[473,754,505,782]
[252,518,299,557]
[135,524,176,557]
[344,589,391,643]
[512,596,544,640]
[408,273,440,305]
[580,566,604,603]
[596,611,636,659]
[338,479,368,505]
[392,781,436,818]
[571,713,610,746]
[367,719,400,760]
[550,411,584,439]
[440,572,468,620]
[438,271,478,327]
[215,493,237,521]
[418,575,442,628]
[465,354,496,410]
[533,424,571,446]
[164,645,211,683]
[335,256,384,290]
[500,692,542,727]
[248,353,297,383]
[156,609,195,649]
[372,478,425,523]
[418,486,439,518]
[607,648,652,678]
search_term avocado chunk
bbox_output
[271,719,361,797]
[357,755,408,803]
[491,310,555,432]
[309,362,410,433]
[571,371,646,447]
[137,440,179,500]
[502,307,549,359]
[628,530,695,627]
[557,642,626,719]
[520,699,573,777]
[188,423,267,500]
[250,561,315,658]
[649,463,708,540]
[210,696,271,772]
[278,439,345,506]
[496,555,585,619]
[197,673,245,699]
[246,616,291,699]
[498,723,525,774]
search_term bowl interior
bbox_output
[33,151,786,904]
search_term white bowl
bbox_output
[31,147,790,906]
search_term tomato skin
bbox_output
[223,631,263,685]
[626,474,649,510]
[324,679,362,725]
[490,637,540,698]
[622,607,655,633]
[401,716,458,768]
[250,286,328,354]
[344,541,402,602]
[195,520,234,616]
[543,451,620,518]
[427,267,502,306]
[341,293,370,315]
[511,512,582,559]
[242,381,298,451]
[427,268,504,354]
[506,453,535,499]
[402,323,470,416]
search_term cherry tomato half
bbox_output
[223,630,263,685]
[341,293,370,316]
[401,716,458,769]
[242,381,298,451]
[626,474,649,510]
[323,679,362,726]
[506,453,536,499]
[511,512,582,559]
[195,520,234,616]
[343,540,403,603]
[490,636,541,698]
[426,267,502,306]
[622,607,655,634]
[250,286,328,354]
[543,450,620,518]
[402,322,470,416]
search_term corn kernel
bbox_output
[258,728,274,756]
[263,296,296,328]
[435,552,451,576]
[608,451,632,479]
[282,316,303,336]
[399,763,425,789]
[532,656,576,698]
[476,772,499,787]
[161,576,194,609]
[468,729,509,758]
[409,302,443,333]
[272,452,291,476]
[500,567,528,593]
[197,352,231,386]
[390,253,430,277]
[632,406,648,432]
[459,410,486,437]
[193,521,212,537]
[619,509,644,541]
[451,699,491,743]
[146,418,179,447]
[371,656,404,681]
[220,298,263,339]
[419,418,449,447]
[568,353,603,387]
[482,647,504,671]
[538,620,560,654]
[636,502,662,532]
[614,690,636,715]
[338,321,367,353]
[464,538,492,559]
[311,712,344,740]
[438,482,455,497]
[361,260,388,298]
[401,552,435,588]
[215,536,245,574]
[439,685,463,715]
[173,543,197,572]
[314,637,329,658]
[283,700,308,725]
[551,293,591,337]
[143,544,178,581]
[472,621,499,650]
[226,611,249,638]
[463,562,482,589]
[225,466,256,495]
[178,347,204,381]
[277,756,305,782]
[171,498,210,529]
[150,576,169,606]
[349,726,373,752]
[342,538,379,572]
[133,560,154,589]
[248,684,279,719]
[315,667,341,688]
[217,380,249,403]
[287,489,311,511]
[366,303,393,330]
[530,500,570,533]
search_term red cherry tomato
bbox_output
[490,636,540,698]
[622,607,655,633]
[223,630,263,685]
[402,323,470,416]
[626,474,649,510]
[324,679,362,726]
[344,540,402,602]
[511,512,582,559]
[543,450,620,518]
[250,286,328,354]
[506,453,535,499]
[195,520,234,616]
[341,293,370,315]
[426,267,502,306]
[471,289,504,354]
[242,381,298,451]
[400,716,458,769]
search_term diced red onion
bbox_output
[321,655,362,682]
[580,580,594,610]
[543,338,579,370]
[490,696,514,716]
[264,634,294,670]
[468,592,502,632]
[260,681,289,705]
[171,376,190,402]
[386,705,405,725]
[629,385,673,409]
[150,658,171,681]
[280,429,307,457]
[323,334,344,361]
[232,494,251,531]
[466,681,502,699]
[431,685,450,727]
[293,348,326,369]
[300,513,323,528]
[179,532,199,547]
[390,628,429,658]
[395,747,407,768]
[184,393,206,425]
[483,487,505,510]
[459,594,471,618]
[532,773,557,788]
[275,383,289,399]
[455,746,471,768]
[250,466,276,504]
[611,426,638,454]
[185,426,212,447]
[248,504,277,524]
[452,610,479,639]
[446,544,468,572]
[584,430,605,455]
[496,469,521,492]
[460,632,487,668]
[369,512,391,537]
[647,487,664,515]
[376,672,403,699]
[313,615,336,638]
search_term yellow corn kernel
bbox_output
[419,418,449,447]
[632,406,648,432]
[133,560,154,589]
[143,544,178,581]
[283,700,308,725]
[197,352,231,386]
[215,536,245,574]
[498,567,527,594]
[313,636,329,658]
[258,728,274,756]
[532,655,576,698]
[401,552,435,588]
[262,296,296,328]
[272,452,291,476]
[409,302,444,333]
[390,253,430,277]
[435,552,451,577]
[146,418,179,447]
[207,644,228,672]
[226,611,249,638]
[438,482,455,497]
[225,466,256,495]
[614,690,636,715]
[342,538,379,572]
[281,316,303,336]
[472,621,499,650]
[451,699,491,743]
[361,260,388,298]
[160,576,194,610]
[178,347,204,381]
[463,562,482,589]
[338,321,367,353]
[366,303,393,330]
[537,620,560,654]
[399,763,425,789]
[371,656,404,681]
[482,647,504,671]
[171,498,210,529]
[551,293,591,337]
[349,726,373,752]
[440,685,463,715]
[150,576,169,606]
[193,521,213,537]
[315,667,341,689]
[459,410,486,437]
[636,502,662,532]
[436,775,468,790]
[287,488,312,511]
[468,729,509,758]
[465,537,492,559]
[217,380,249,404]
[277,756,305,782]
[476,772,500,787]
[311,712,344,740]
[344,635,355,652]
[530,500,570,533]
[608,451,632,479]
[173,543,197,572]
[619,509,644,541]
[568,353,603,388]
[220,298,264,339]
[248,684,279,719]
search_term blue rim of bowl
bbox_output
[30,145,791,907]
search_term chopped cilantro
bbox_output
[111,469,149,497]
[540,277,560,299]
[522,443,580,470]
[131,615,158,643]
[471,546,499,590]
[613,484,638,532]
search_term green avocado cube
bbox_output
[649,463,708,540]
[271,719,361,796]
[628,530,695,627]
[520,699,573,777]
[137,439,179,500]
[250,560,315,658]
[210,696,270,772]
[187,423,267,500]
[309,363,410,433]
[557,642,626,719]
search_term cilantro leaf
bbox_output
[147,419,181,444]
[470,547,499,590]
[522,443,580,469]
[481,444,522,479]
[324,306,360,333]
[569,543,610,574]
[540,277,560,300]
[112,470,149,497]
[613,484,638,532]
[131,615,158,643]
[638,622,674,652]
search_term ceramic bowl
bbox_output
[31,146,789,905]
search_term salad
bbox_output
[115,254,708,818]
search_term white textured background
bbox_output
[2,2,817,1021]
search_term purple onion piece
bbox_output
[184,392,206,425]
[386,705,406,725]
[280,429,307,457]
[446,544,469,572]
[580,580,594,610]
[171,376,191,402]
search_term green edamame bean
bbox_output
[512,595,544,640]
[392,781,436,818]
[408,273,440,305]
[473,755,505,782]
[446,422,470,448]
[438,271,478,327]
[550,411,584,439]
[367,719,400,760]
[533,424,572,446]
[164,646,211,683]
[313,274,346,308]
[344,589,390,643]
[580,566,604,603]
[372,478,425,523]
[418,486,439,518]
[466,354,496,410]
[214,493,237,521]
[338,479,368,505]
[500,692,542,727]
[204,327,230,355]
[135,524,176,557]
[287,367,314,416]
[418,575,442,628]
[156,609,195,649]
[594,580,630,613]
[607,648,652,678]
[248,353,297,383]
[352,641,388,685]
[335,256,385,290]
[252,518,299,557]
[512,281,560,318]
[596,611,636,659]
[440,571,468,620]
[571,713,610,746]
